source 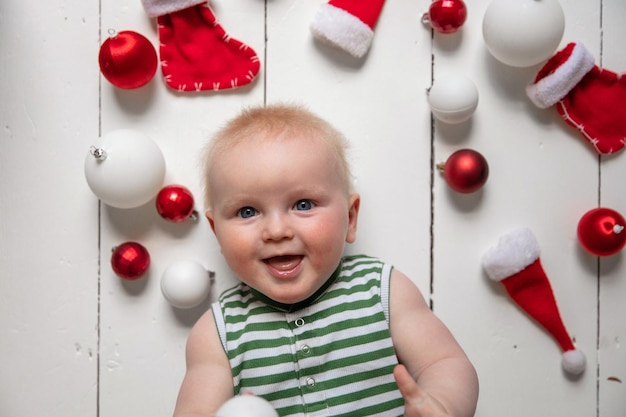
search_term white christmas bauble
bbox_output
[482,0,565,67]
[216,396,279,417]
[160,260,212,309]
[84,129,166,209]
[428,74,479,124]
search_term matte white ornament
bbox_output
[482,0,565,67]
[160,260,212,309]
[84,129,166,208]
[428,74,479,124]
[216,395,279,417]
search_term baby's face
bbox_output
[206,134,359,304]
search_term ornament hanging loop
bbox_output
[90,145,107,161]
[108,28,118,39]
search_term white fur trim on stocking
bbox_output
[481,228,541,282]
[310,4,374,58]
[526,43,595,109]
[141,0,207,18]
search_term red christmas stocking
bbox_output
[527,42,626,155]
[141,0,260,92]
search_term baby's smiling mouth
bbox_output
[263,255,304,276]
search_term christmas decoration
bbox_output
[310,0,386,58]
[216,395,279,417]
[428,74,478,124]
[98,29,158,89]
[577,208,626,256]
[437,149,489,193]
[141,0,260,92]
[482,0,564,67]
[161,260,213,309]
[527,42,626,155]
[482,228,586,376]
[422,0,467,34]
[111,242,151,280]
[156,185,197,222]
[84,129,166,209]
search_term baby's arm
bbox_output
[389,269,479,417]
[172,309,234,417]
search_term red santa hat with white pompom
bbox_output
[482,227,586,376]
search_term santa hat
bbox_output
[482,227,586,376]
[526,42,626,154]
[310,0,386,58]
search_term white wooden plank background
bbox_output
[1,0,625,416]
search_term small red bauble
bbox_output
[156,185,196,222]
[98,29,157,89]
[423,0,468,34]
[111,242,151,280]
[438,149,489,193]
[577,208,626,256]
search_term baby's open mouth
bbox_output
[263,255,303,273]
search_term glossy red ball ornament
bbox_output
[111,242,151,280]
[423,0,468,34]
[156,185,196,222]
[438,149,489,193]
[98,29,158,89]
[577,208,626,256]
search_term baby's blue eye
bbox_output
[294,200,314,211]
[238,207,257,219]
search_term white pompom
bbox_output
[216,395,279,417]
[562,349,586,375]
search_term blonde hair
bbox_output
[202,103,353,209]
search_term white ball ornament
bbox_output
[216,395,279,417]
[160,260,212,309]
[84,129,166,209]
[428,74,479,124]
[482,0,565,67]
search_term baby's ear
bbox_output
[346,193,360,243]
[205,209,216,233]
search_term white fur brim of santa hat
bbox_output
[141,0,207,18]
[526,42,596,109]
[310,4,375,59]
[482,227,541,281]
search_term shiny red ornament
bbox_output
[98,29,158,89]
[438,149,489,193]
[423,0,468,34]
[156,185,196,223]
[111,242,151,280]
[577,208,626,256]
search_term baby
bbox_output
[173,104,478,417]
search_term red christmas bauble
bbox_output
[425,0,468,34]
[577,208,626,256]
[438,149,489,193]
[156,185,196,222]
[111,242,151,280]
[98,30,157,89]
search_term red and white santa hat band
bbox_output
[310,0,385,58]
[526,42,595,109]
[482,227,586,376]
[141,0,206,17]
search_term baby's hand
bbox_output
[393,365,451,417]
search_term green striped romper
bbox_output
[211,255,405,417]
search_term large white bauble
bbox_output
[84,129,166,208]
[482,0,565,67]
[216,396,279,417]
[160,260,212,309]
[428,74,478,124]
